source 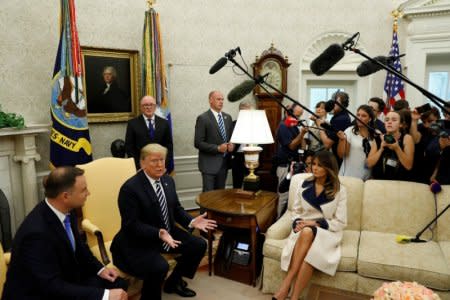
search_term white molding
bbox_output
[403,1,450,107]
[401,0,450,18]
[301,32,367,71]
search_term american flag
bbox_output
[383,22,405,113]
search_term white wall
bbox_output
[0,0,410,208]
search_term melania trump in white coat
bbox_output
[273,151,347,300]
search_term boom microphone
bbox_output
[209,57,228,74]
[310,44,345,76]
[209,47,241,74]
[310,32,359,76]
[227,80,256,102]
[356,54,405,77]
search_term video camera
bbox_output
[430,120,450,138]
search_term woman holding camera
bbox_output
[367,110,414,180]
[336,105,376,180]
[273,151,347,300]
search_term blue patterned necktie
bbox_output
[155,180,171,251]
[63,215,76,251]
[217,113,227,142]
[148,118,155,140]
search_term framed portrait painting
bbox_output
[81,46,139,122]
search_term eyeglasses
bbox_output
[141,103,156,108]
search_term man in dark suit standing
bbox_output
[194,90,234,192]
[125,95,173,170]
[111,143,217,300]
[2,167,128,300]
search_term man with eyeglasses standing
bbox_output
[125,95,173,170]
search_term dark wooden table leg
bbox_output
[251,219,257,286]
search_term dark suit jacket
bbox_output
[125,115,173,169]
[88,82,130,113]
[110,172,192,272]
[194,110,233,174]
[2,201,104,300]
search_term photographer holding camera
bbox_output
[409,105,441,183]
[426,102,450,184]
[278,150,315,195]
[367,111,414,180]
[273,104,307,218]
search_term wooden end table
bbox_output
[196,189,278,286]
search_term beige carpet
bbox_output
[163,268,273,300]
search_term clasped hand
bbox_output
[293,219,317,233]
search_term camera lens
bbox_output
[384,134,395,144]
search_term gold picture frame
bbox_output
[81,46,140,123]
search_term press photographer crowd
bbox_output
[272,91,450,217]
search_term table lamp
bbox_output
[230,110,274,191]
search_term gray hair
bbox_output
[140,143,168,161]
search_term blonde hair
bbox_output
[140,143,167,161]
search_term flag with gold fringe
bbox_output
[50,0,92,167]
[142,5,174,173]
[383,16,405,113]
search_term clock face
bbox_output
[260,59,283,92]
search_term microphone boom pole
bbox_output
[227,56,322,121]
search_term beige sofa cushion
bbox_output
[361,180,435,236]
[437,185,450,242]
[441,241,450,268]
[340,176,364,231]
[358,231,450,290]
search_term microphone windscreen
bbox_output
[430,181,442,194]
[310,44,345,76]
[356,56,389,77]
[209,57,228,74]
[324,100,335,112]
[227,80,256,102]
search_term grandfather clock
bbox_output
[252,44,290,192]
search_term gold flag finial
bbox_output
[147,0,155,8]
[391,9,403,31]
[391,9,403,21]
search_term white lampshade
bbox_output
[230,110,274,144]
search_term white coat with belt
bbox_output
[280,176,347,276]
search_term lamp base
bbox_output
[243,176,260,191]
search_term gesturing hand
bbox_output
[191,212,218,233]
[159,229,182,249]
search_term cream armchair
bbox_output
[77,157,142,296]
